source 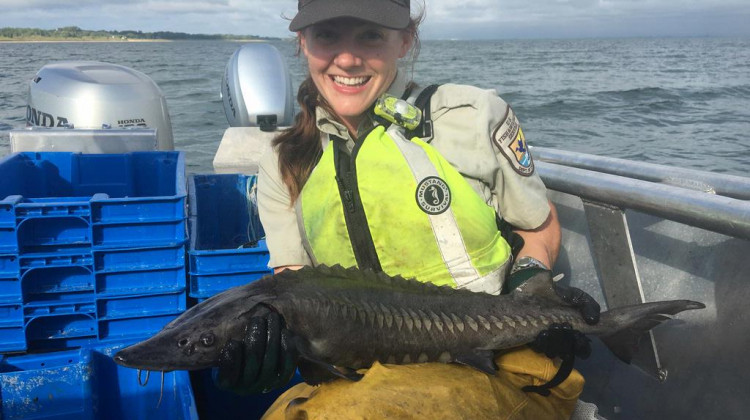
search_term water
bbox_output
[0,38,748,175]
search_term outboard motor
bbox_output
[26,61,174,150]
[221,44,294,131]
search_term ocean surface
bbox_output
[0,37,748,175]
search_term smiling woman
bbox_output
[210,0,597,418]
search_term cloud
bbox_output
[1,0,748,38]
[420,0,750,38]
[2,0,298,37]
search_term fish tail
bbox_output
[597,300,704,363]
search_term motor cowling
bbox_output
[26,61,174,150]
[221,43,294,131]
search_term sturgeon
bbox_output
[114,265,703,384]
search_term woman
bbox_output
[216,0,599,418]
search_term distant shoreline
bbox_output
[0,27,279,43]
[0,38,271,43]
[0,39,168,43]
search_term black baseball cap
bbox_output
[289,0,411,32]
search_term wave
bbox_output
[595,85,750,105]
[595,87,680,102]
[157,77,212,87]
[681,85,750,101]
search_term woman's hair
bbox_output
[273,11,424,204]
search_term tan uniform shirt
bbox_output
[258,72,550,268]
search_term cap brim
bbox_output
[289,0,410,32]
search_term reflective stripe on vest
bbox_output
[297,125,511,294]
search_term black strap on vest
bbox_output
[331,134,383,272]
[496,215,525,262]
[405,84,440,141]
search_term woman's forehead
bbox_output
[308,17,390,31]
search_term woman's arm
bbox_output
[274,265,304,274]
[512,201,561,269]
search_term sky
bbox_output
[1,0,749,39]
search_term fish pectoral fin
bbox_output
[297,357,363,385]
[513,271,562,304]
[454,350,497,376]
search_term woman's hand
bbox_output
[213,310,298,394]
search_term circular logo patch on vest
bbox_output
[416,177,451,215]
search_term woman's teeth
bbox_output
[332,76,369,86]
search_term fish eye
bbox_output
[200,333,215,347]
[177,338,189,348]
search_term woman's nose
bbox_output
[333,47,363,69]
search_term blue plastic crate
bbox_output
[97,290,186,319]
[24,312,98,350]
[0,340,198,420]
[93,243,186,272]
[188,240,272,276]
[0,152,186,216]
[97,312,181,343]
[21,306,185,353]
[187,173,264,251]
[95,265,186,296]
[187,174,271,299]
[92,218,186,249]
[0,151,187,255]
[189,270,271,300]
[21,265,94,305]
[0,246,186,353]
[16,215,92,254]
[20,252,93,270]
[186,174,296,417]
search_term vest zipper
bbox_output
[336,176,355,214]
[332,133,382,272]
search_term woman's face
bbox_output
[301,18,413,134]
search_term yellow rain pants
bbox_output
[262,347,584,420]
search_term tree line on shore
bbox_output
[0,26,277,41]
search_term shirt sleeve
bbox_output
[428,84,550,230]
[257,147,312,268]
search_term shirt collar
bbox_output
[386,70,410,99]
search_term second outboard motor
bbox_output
[26,61,174,150]
[221,44,294,131]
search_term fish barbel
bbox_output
[113,265,704,383]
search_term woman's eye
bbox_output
[360,31,384,42]
[315,30,338,41]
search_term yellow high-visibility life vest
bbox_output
[297,124,511,294]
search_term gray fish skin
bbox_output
[113,265,704,376]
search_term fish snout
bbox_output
[113,350,132,367]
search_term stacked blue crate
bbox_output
[0,151,194,419]
[187,173,299,419]
[187,173,272,300]
[0,151,188,352]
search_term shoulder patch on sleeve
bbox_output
[492,107,534,176]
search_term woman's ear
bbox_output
[299,32,308,57]
[398,30,414,59]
